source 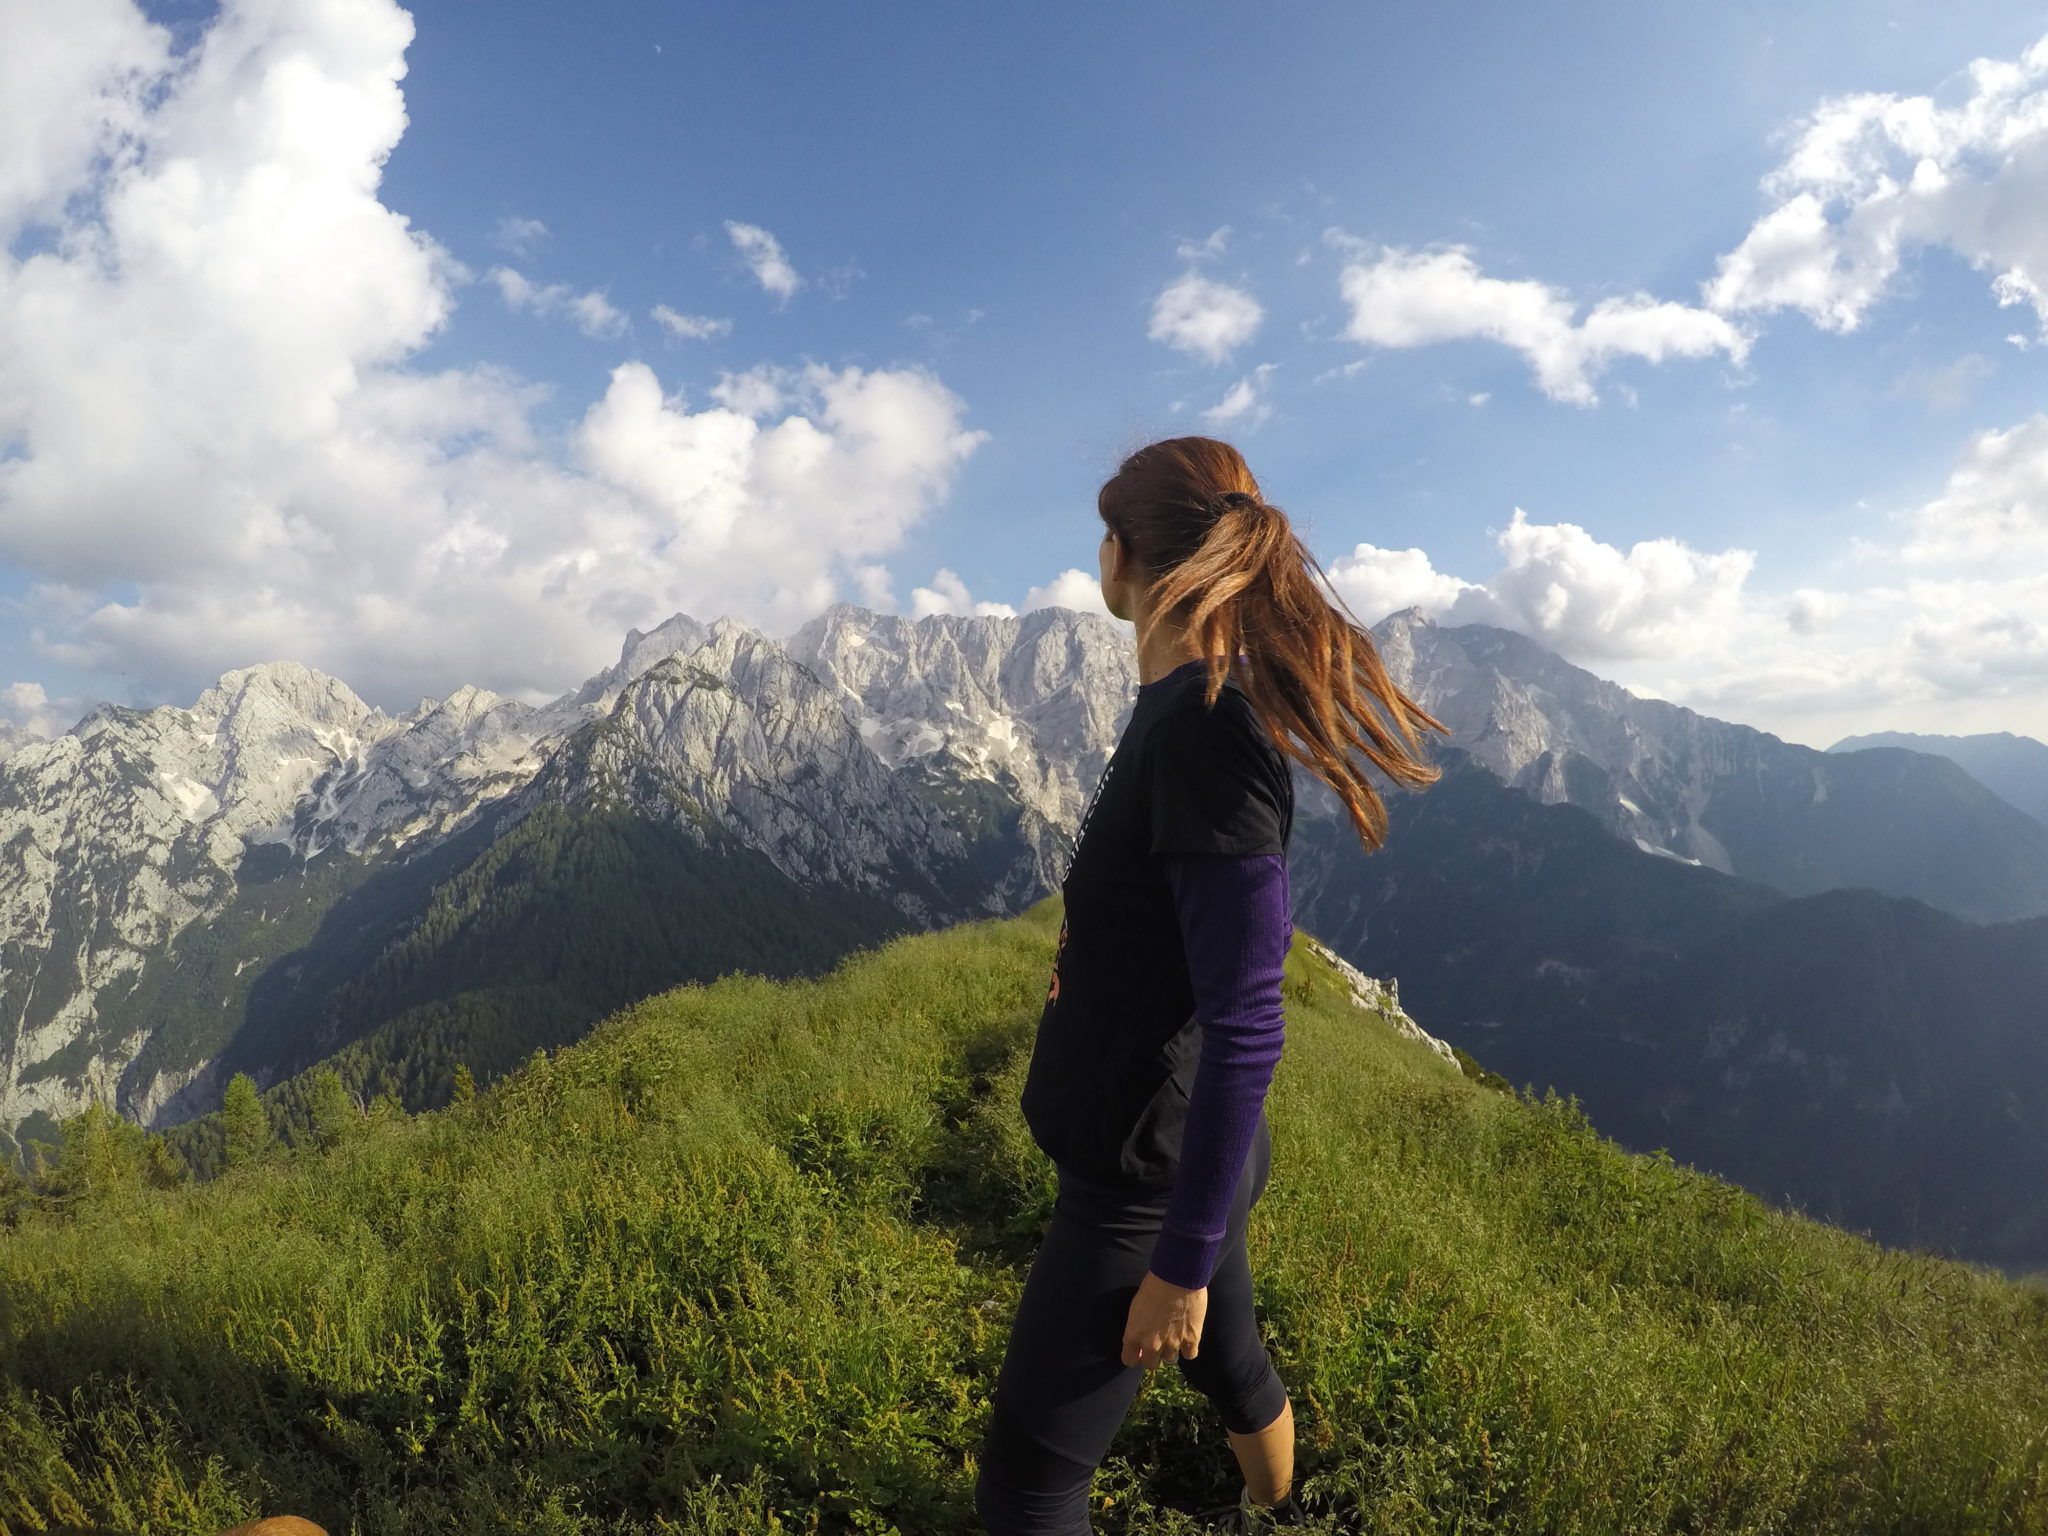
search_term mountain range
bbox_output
[1830,729,2048,829]
[1374,613,2048,922]
[5,603,2047,1265]
[0,606,1133,1148]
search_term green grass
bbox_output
[1,897,2044,1534]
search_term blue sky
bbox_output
[7,0,2048,747]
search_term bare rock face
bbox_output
[519,619,997,923]
[0,606,1140,1130]
[10,599,2045,1140]
[784,602,1138,905]
[276,612,722,863]
[784,602,1136,829]
[1372,610,2048,920]
[0,661,401,1124]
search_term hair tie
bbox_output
[1209,490,1259,517]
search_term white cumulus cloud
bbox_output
[1325,513,1755,661]
[1336,244,1748,405]
[1325,544,1485,626]
[1902,413,2048,564]
[0,681,81,742]
[1478,511,1756,658]
[1023,568,1119,620]
[1149,272,1264,364]
[1707,32,2048,335]
[0,0,162,230]
[0,0,986,714]
[908,569,1017,620]
[726,220,802,304]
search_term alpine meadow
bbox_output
[2,903,2045,1534]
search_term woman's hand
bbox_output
[1121,1270,1207,1367]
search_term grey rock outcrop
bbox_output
[1372,610,2048,920]
[1301,935,1457,1068]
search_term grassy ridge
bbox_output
[1,899,2044,1534]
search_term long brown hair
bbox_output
[1099,435,1446,851]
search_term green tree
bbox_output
[366,1090,406,1131]
[306,1068,360,1151]
[39,1104,147,1208]
[141,1135,188,1190]
[220,1073,272,1169]
[0,1152,31,1228]
[451,1063,476,1104]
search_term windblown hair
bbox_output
[1099,435,1446,852]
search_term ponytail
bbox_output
[1098,435,1445,852]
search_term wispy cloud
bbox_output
[1203,363,1277,428]
[490,215,549,257]
[650,305,732,342]
[490,266,628,339]
[725,220,802,304]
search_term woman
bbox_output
[974,437,1444,1535]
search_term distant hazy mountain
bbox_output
[1829,731,2048,829]
[1291,754,2048,1270]
[1376,611,2048,923]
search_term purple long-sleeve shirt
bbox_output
[1145,850,1292,1289]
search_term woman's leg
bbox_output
[975,1181,1168,1535]
[1176,1112,1292,1502]
[1226,1397,1295,1507]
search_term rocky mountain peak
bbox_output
[537,611,717,729]
[188,659,383,733]
[521,620,1008,920]
[1374,615,2048,918]
[785,603,1137,827]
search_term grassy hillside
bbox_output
[2,899,2044,1534]
[189,803,911,1164]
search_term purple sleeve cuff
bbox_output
[1148,851,1291,1291]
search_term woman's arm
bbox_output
[1147,849,1292,1291]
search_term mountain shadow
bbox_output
[1291,752,2048,1270]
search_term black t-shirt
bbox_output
[1020,657,1295,1187]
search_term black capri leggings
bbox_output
[974,1110,1287,1535]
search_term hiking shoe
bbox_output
[1197,1483,1306,1530]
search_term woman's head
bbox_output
[1096,435,1445,852]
